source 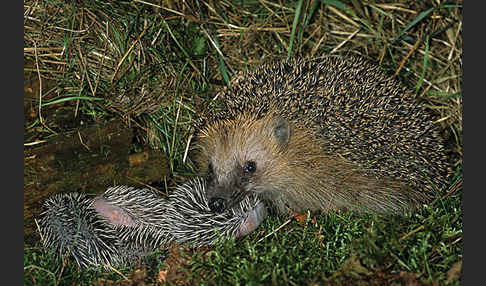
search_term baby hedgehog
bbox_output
[193,55,451,215]
[38,177,267,268]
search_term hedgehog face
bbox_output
[205,160,256,212]
[195,115,291,213]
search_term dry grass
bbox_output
[24,0,462,168]
[24,0,462,284]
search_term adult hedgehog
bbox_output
[192,55,451,215]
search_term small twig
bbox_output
[23,68,66,74]
[443,179,462,199]
[399,225,425,241]
[151,27,163,46]
[34,218,44,243]
[104,264,129,281]
[257,218,292,243]
[56,250,71,286]
[90,20,110,98]
[32,41,43,124]
[52,26,88,33]
[31,41,58,135]
[327,5,360,28]
[74,60,85,118]
[110,26,148,84]
[445,236,462,248]
[311,34,327,57]
[183,133,193,164]
[169,96,183,171]
[373,4,417,14]
[24,47,64,52]
[431,179,462,206]
[24,140,48,147]
[77,131,91,151]
[330,28,360,54]
[133,0,185,16]
[200,26,233,75]
[447,21,462,61]
[394,38,421,77]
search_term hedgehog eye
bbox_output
[243,161,256,175]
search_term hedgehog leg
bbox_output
[92,197,137,227]
[235,201,268,237]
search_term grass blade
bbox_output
[416,35,430,93]
[321,0,346,11]
[287,0,304,59]
[394,4,462,42]
[40,96,104,107]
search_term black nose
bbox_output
[209,197,227,213]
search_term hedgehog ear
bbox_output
[271,117,291,147]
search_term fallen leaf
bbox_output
[399,270,422,286]
[157,268,169,284]
[286,207,309,223]
[294,212,308,223]
[446,260,462,283]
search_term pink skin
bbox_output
[92,197,136,227]
[235,202,268,237]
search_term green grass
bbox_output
[182,180,462,285]
[24,181,462,285]
[24,0,462,285]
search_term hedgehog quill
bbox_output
[38,178,267,268]
[194,55,451,215]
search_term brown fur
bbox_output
[191,56,451,215]
[195,113,423,214]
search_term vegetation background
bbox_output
[24,0,462,285]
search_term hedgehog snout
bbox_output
[206,173,246,213]
[209,197,227,213]
[206,182,230,212]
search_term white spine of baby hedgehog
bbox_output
[165,177,267,247]
[93,185,172,257]
[38,178,267,269]
[38,192,123,268]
